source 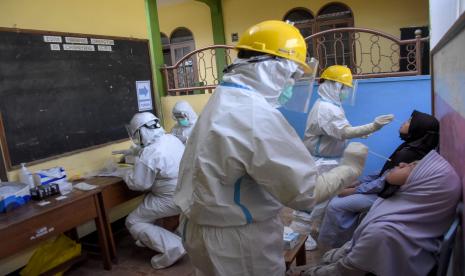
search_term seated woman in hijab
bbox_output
[318,110,439,250]
[301,150,462,276]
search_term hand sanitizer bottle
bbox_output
[19,163,35,188]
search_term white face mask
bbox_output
[139,126,164,146]
[278,78,295,106]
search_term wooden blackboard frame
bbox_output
[0,27,157,171]
[0,114,8,180]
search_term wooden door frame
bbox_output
[170,41,198,90]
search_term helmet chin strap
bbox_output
[223,55,276,74]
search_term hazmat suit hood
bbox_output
[317,80,343,105]
[222,57,299,108]
[172,101,198,126]
[140,126,165,147]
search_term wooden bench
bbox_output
[284,234,308,270]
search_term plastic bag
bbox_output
[20,234,81,276]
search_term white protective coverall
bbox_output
[303,81,393,159]
[171,100,198,144]
[296,81,392,249]
[124,127,186,269]
[174,58,368,276]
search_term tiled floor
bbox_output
[66,208,326,275]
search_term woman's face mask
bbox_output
[278,79,295,106]
[174,112,189,127]
[177,118,190,127]
[340,89,349,101]
[338,82,357,105]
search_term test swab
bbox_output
[392,118,403,124]
[369,150,391,162]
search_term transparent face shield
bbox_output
[339,79,358,106]
[125,119,160,147]
[279,57,319,113]
[172,112,188,120]
[125,124,141,146]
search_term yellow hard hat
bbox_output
[236,20,311,73]
[320,65,353,87]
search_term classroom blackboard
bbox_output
[0,28,155,168]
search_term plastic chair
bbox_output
[436,202,463,276]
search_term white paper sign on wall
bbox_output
[136,80,153,111]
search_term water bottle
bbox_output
[19,163,35,188]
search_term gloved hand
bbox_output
[373,114,394,129]
[112,145,141,157]
[312,142,368,203]
[128,145,141,156]
[342,115,393,139]
[341,142,369,177]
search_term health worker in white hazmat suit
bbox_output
[174,20,369,276]
[292,65,394,251]
[171,100,198,144]
[123,112,186,269]
[303,65,394,160]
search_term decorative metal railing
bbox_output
[162,28,429,95]
[161,45,234,95]
[305,27,429,78]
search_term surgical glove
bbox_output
[341,142,369,176]
[342,124,378,139]
[128,145,142,156]
[313,142,368,203]
[112,145,141,157]
[374,114,394,129]
[341,114,394,139]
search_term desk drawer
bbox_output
[0,196,97,259]
[102,183,141,209]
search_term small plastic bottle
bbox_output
[19,163,35,188]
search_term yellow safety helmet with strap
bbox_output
[320,65,353,87]
[236,20,311,73]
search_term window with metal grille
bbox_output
[165,27,198,90]
[284,3,354,71]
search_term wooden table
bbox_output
[284,234,308,270]
[85,177,142,266]
[84,177,180,268]
[0,188,112,270]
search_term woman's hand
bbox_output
[338,187,356,197]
